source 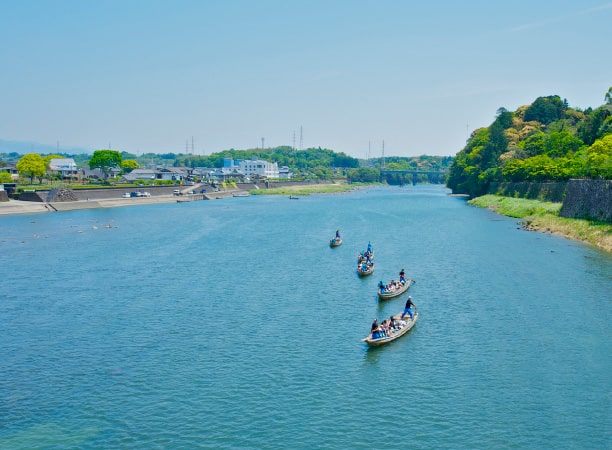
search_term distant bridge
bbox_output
[380,169,448,185]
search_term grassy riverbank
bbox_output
[469,195,612,252]
[249,182,357,196]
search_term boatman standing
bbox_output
[402,296,414,320]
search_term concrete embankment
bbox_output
[0,181,307,215]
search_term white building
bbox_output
[238,157,279,179]
[48,158,78,178]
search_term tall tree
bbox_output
[16,154,46,184]
[89,150,122,179]
[605,86,612,105]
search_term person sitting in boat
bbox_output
[336,230,340,239]
[389,315,405,331]
[402,296,414,320]
[378,280,385,293]
[371,319,384,339]
[399,268,406,284]
[380,319,391,336]
[361,261,368,272]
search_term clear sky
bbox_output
[1,0,611,159]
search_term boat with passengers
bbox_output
[363,308,418,346]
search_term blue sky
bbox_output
[1,0,611,158]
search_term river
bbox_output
[1,185,610,449]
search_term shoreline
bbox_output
[468,195,612,253]
[0,182,355,216]
[0,194,191,216]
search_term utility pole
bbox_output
[293,131,296,152]
[381,140,385,169]
[261,137,264,149]
[299,126,303,150]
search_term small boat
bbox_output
[289,195,299,200]
[377,279,415,300]
[357,262,374,277]
[330,237,342,247]
[232,192,250,197]
[362,309,419,347]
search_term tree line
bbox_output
[2,145,453,185]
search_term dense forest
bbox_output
[447,89,612,197]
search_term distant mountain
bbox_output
[0,139,92,155]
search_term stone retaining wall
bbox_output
[489,182,567,202]
[559,179,612,223]
[489,180,612,223]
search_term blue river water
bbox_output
[1,185,610,449]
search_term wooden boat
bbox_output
[289,195,299,199]
[330,237,342,247]
[357,262,374,277]
[362,309,419,347]
[377,279,415,300]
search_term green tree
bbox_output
[544,131,584,158]
[0,171,13,183]
[524,95,566,124]
[586,134,612,178]
[89,150,122,179]
[347,168,380,182]
[121,159,140,173]
[16,153,46,184]
[605,86,612,105]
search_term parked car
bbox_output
[200,189,207,193]
[173,189,181,196]
[122,192,131,198]
[141,191,151,197]
[130,191,142,197]
[187,190,195,195]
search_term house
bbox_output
[0,164,19,180]
[192,167,215,182]
[278,166,294,179]
[78,167,122,181]
[210,167,246,182]
[48,158,78,178]
[158,167,189,181]
[121,168,158,183]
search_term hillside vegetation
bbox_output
[448,89,612,197]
